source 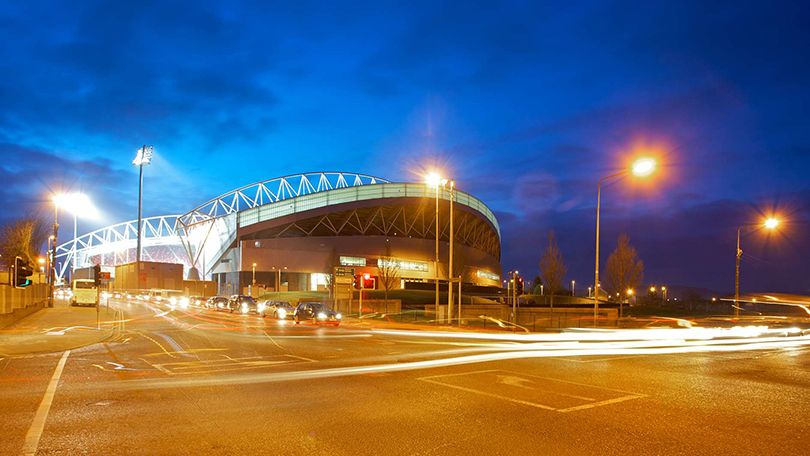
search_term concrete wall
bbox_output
[0,281,49,329]
[332,299,402,315]
[457,304,619,328]
[114,261,184,291]
[182,280,217,297]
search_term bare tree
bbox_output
[322,248,340,298]
[539,231,567,308]
[376,245,401,313]
[0,213,49,270]
[605,233,644,298]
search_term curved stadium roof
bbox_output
[55,172,499,283]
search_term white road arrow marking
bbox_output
[496,374,535,389]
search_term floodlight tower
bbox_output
[132,146,154,276]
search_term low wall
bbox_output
[0,282,49,329]
[333,299,402,315]
[457,304,618,328]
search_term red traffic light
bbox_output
[363,273,370,280]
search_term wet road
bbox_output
[2,298,809,455]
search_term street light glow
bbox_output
[426,172,442,187]
[631,157,656,177]
[764,218,779,229]
[53,193,99,219]
[425,172,443,187]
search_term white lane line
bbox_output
[22,350,70,456]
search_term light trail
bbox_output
[108,332,810,391]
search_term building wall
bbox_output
[219,235,501,291]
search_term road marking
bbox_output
[418,369,645,412]
[557,394,645,412]
[419,378,556,410]
[22,350,70,456]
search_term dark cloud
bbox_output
[1,0,809,293]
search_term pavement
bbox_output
[1,297,809,455]
[0,300,119,357]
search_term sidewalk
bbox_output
[0,300,118,356]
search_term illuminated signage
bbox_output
[340,256,366,267]
[378,258,429,272]
[477,270,499,281]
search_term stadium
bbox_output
[54,172,502,295]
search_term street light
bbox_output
[252,262,257,288]
[425,171,443,324]
[735,217,780,318]
[445,179,455,325]
[52,193,98,285]
[132,145,154,278]
[593,157,657,325]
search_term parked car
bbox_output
[229,295,260,314]
[262,300,295,319]
[206,296,229,310]
[294,302,341,325]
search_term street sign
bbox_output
[335,267,355,277]
[333,267,355,304]
[99,272,111,280]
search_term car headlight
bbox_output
[242,303,249,312]
[317,312,327,319]
[258,303,266,312]
[277,309,286,318]
[336,313,341,319]
[180,297,189,308]
[169,297,177,305]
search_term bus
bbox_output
[71,279,99,307]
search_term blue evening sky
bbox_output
[1,1,809,293]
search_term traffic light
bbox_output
[14,256,33,288]
[516,276,524,295]
[93,264,102,287]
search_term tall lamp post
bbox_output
[445,179,455,324]
[49,206,58,307]
[426,172,443,324]
[132,145,154,282]
[735,218,779,318]
[593,157,656,326]
[52,193,98,299]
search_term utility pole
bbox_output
[735,227,742,319]
[132,145,153,289]
[447,180,455,325]
[434,182,440,324]
[49,209,59,307]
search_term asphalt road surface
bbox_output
[1,298,809,455]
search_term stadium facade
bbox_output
[55,172,502,294]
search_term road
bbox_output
[1,298,809,455]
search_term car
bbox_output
[206,296,229,310]
[228,295,260,314]
[294,302,341,325]
[262,300,295,319]
[188,296,205,307]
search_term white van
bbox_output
[71,279,98,307]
